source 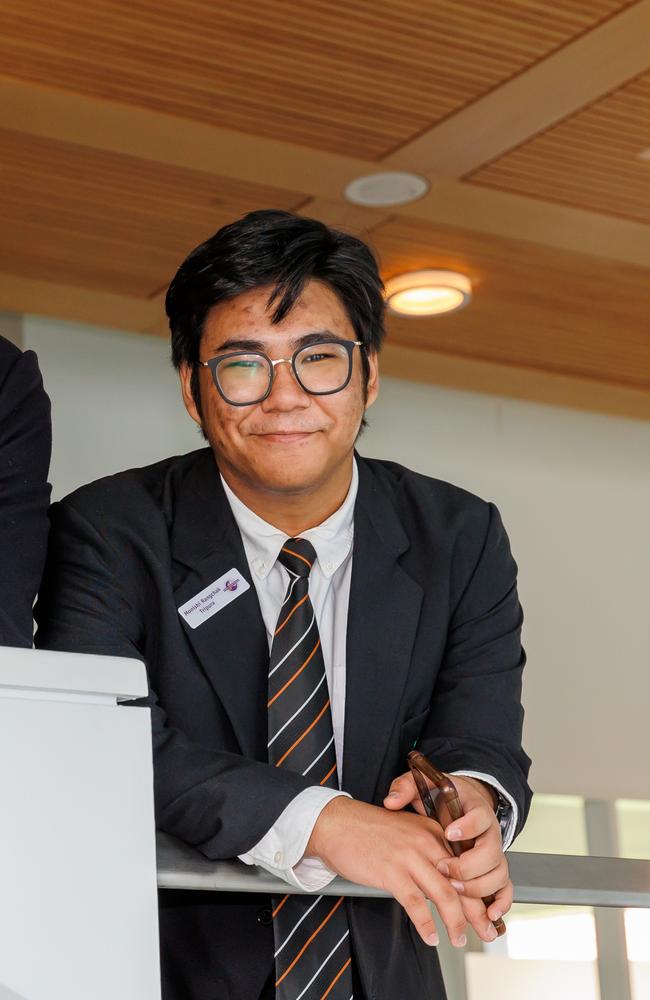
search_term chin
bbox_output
[246,451,333,492]
[257,468,323,495]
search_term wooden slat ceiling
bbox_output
[0,127,304,297]
[372,216,650,389]
[1,0,649,419]
[468,70,650,223]
[0,0,635,160]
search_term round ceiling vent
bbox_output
[344,171,429,207]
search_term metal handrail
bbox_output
[156,832,650,909]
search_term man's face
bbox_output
[179,280,379,497]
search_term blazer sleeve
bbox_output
[34,495,316,860]
[0,340,52,647]
[417,501,532,837]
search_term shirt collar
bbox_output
[221,460,358,580]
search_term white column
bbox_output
[585,798,632,1000]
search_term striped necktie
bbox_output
[267,537,354,1000]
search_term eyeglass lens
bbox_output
[215,341,353,404]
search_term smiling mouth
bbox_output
[257,431,317,442]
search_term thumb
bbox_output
[383,772,418,810]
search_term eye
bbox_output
[222,358,264,371]
[302,348,338,364]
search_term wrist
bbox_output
[305,794,353,860]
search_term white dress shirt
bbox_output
[222,461,518,891]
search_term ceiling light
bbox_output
[384,270,472,316]
[344,171,429,206]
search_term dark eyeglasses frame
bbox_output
[196,339,363,406]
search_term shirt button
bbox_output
[325,561,333,571]
[257,906,273,926]
[274,851,283,865]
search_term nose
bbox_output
[260,358,310,411]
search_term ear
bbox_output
[178,362,202,427]
[364,350,380,411]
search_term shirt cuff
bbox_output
[238,786,350,891]
[450,770,518,850]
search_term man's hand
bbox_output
[384,771,512,930]
[304,794,495,950]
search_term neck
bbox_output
[219,457,354,536]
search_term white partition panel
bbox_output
[465,954,600,1000]
[0,649,160,1000]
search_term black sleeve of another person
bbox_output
[0,335,52,647]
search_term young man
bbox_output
[35,210,531,1000]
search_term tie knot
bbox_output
[278,537,317,578]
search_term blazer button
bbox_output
[257,906,273,927]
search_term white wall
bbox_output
[24,315,650,802]
[25,316,199,499]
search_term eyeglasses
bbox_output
[196,339,363,406]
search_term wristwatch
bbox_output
[494,790,512,840]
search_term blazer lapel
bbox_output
[170,450,269,762]
[343,459,423,803]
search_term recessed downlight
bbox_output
[385,270,472,316]
[344,171,429,207]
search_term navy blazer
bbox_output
[35,447,531,1000]
[0,335,51,647]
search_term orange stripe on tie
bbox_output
[274,592,309,636]
[275,700,331,767]
[272,895,289,919]
[281,546,312,570]
[319,762,337,786]
[267,639,321,708]
[275,897,345,988]
[320,957,352,999]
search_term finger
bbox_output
[444,804,493,842]
[447,860,510,900]
[391,881,441,947]
[486,880,514,923]
[410,861,468,948]
[385,794,429,817]
[383,772,420,810]
[437,830,503,882]
[459,895,500,944]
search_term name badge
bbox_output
[178,569,250,629]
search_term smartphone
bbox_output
[407,749,506,936]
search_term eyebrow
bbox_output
[208,330,345,355]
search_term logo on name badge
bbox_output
[177,568,250,629]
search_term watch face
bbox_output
[495,795,511,833]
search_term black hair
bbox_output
[166,209,386,417]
